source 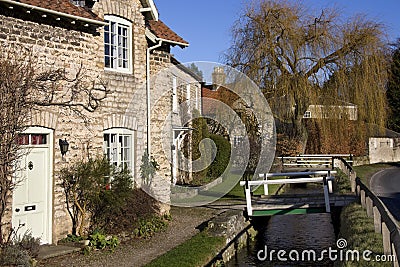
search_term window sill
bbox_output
[104,68,133,75]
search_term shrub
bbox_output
[206,134,231,179]
[60,157,136,236]
[60,157,112,236]
[190,110,211,182]
[15,231,40,258]
[88,230,119,251]
[140,150,159,185]
[59,234,84,244]
[0,231,40,267]
[0,245,31,267]
[95,188,160,235]
[133,215,171,239]
[61,157,166,239]
[89,166,133,232]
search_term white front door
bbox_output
[12,128,53,244]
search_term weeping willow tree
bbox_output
[225,0,388,155]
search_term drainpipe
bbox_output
[146,40,163,158]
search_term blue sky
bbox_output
[154,0,400,64]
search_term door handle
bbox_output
[15,208,20,212]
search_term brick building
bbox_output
[0,0,200,243]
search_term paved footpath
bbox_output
[37,204,235,267]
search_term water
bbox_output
[226,213,336,266]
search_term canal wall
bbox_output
[206,209,256,265]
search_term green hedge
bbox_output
[207,134,231,179]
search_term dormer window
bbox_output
[71,0,85,7]
[104,15,132,73]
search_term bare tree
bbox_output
[225,0,388,153]
[0,47,108,243]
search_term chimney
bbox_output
[212,66,226,90]
[70,0,97,8]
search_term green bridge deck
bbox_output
[249,194,357,217]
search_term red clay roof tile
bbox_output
[202,87,221,115]
[148,20,188,46]
[7,0,102,22]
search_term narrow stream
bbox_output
[226,184,337,266]
[226,213,336,266]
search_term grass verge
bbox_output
[222,176,285,201]
[353,163,399,186]
[334,169,352,194]
[144,231,225,267]
[336,203,391,267]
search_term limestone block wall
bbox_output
[0,0,149,242]
[93,0,148,183]
[149,49,201,189]
[0,12,104,241]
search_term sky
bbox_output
[154,0,400,64]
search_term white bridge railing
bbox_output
[240,170,335,216]
[279,154,353,169]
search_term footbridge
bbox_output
[240,170,356,217]
[240,155,356,217]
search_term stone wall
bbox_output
[93,0,148,184]
[0,0,149,242]
[149,48,201,203]
[0,11,103,242]
[207,209,256,264]
[369,137,400,164]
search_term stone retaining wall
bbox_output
[207,209,256,264]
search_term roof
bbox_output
[1,0,103,24]
[368,124,400,138]
[202,86,240,115]
[147,20,188,47]
[202,86,220,115]
[139,0,158,21]
[171,57,203,82]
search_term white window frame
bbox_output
[186,84,191,101]
[195,87,199,110]
[104,15,132,73]
[233,135,243,146]
[103,128,134,171]
[172,76,178,113]
[303,111,311,118]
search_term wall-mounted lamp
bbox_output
[59,139,69,157]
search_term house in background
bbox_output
[146,20,202,195]
[369,128,400,164]
[0,0,198,244]
[303,100,358,121]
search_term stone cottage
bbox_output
[0,0,200,244]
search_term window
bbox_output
[195,87,199,109]
[233,136,243,146]
[104,15,132,72]
[172,76,178,112]
[186,84,190,101]
[17,134,47,145]
[303,111,311,118]
[103,129,133,169]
